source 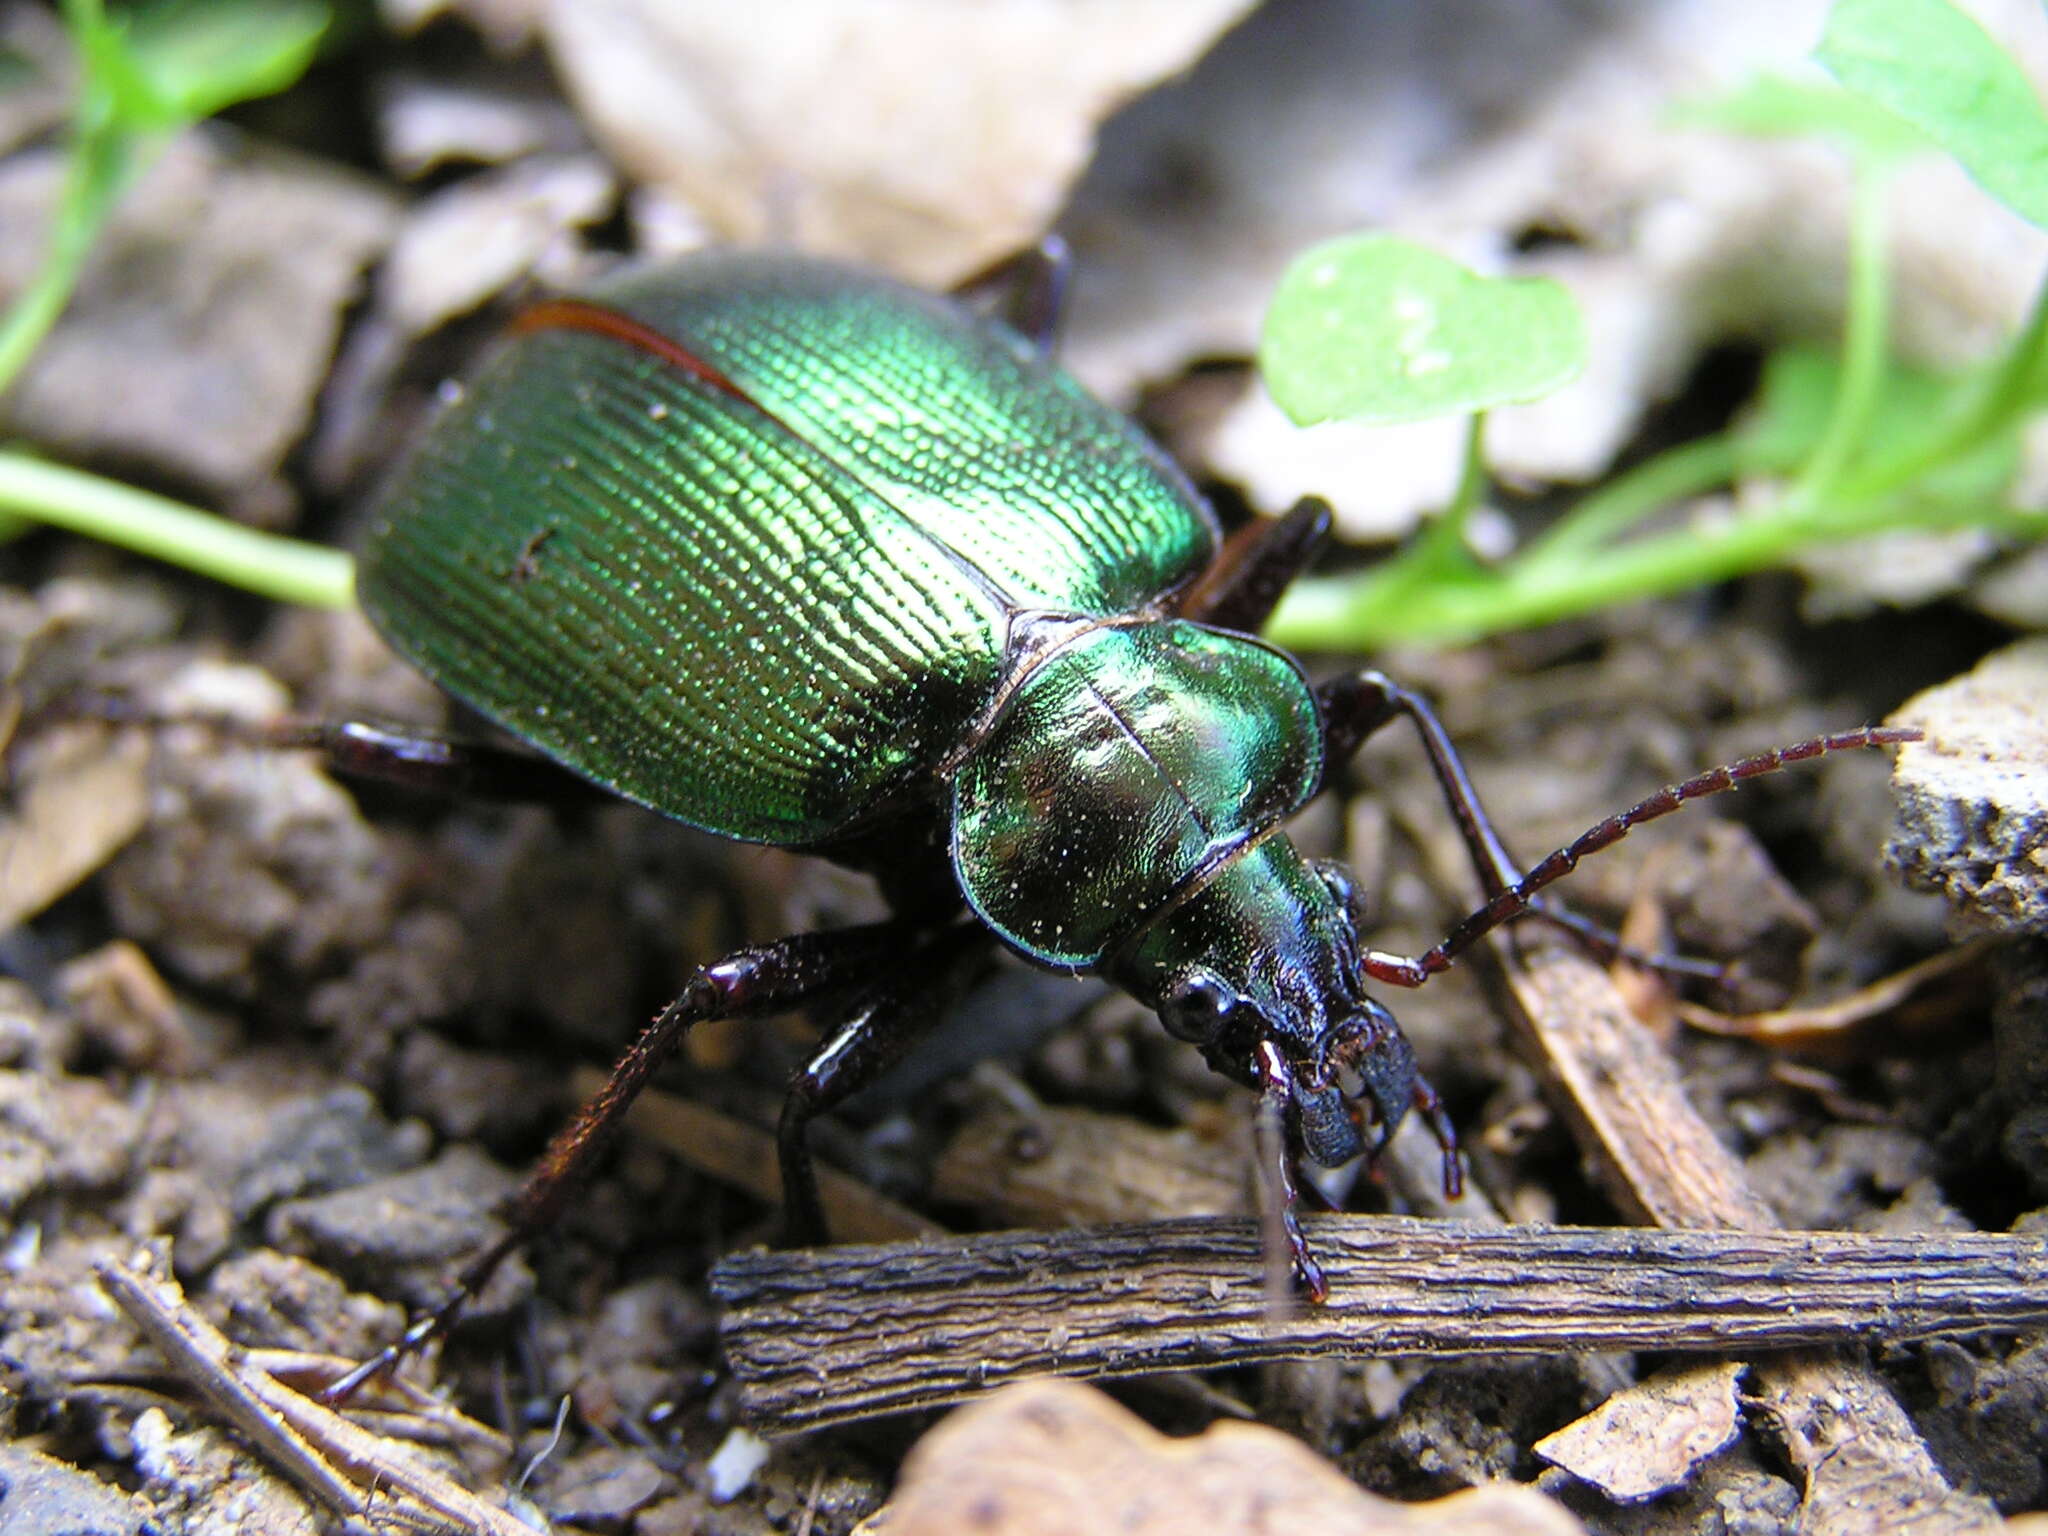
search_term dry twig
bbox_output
[713,1217,2048,1430]
[94,1255,532,1536]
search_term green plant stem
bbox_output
[1790,161,1893,502]
[1427,411,1489,567]
[0,2,135,396]
[1337,413,1489,610]
[1271,494,2045,650]
[1521,433,1743,565]
[0,452,356,608]
[1838,263,2048,500]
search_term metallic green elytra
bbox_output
[359,253,1218,848]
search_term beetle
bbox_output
[322,242,1910,1389]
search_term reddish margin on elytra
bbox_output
[512,298,757,408]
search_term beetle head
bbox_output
[1113,836,1433,1171]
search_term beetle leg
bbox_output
[1175,497,1333,634]
[1315,670,1522,892]
[778,922,991,1245]
[950,235,1073,357]
[322,919,920,1403]
[293,718,621,806]
[1317,670,1718,979]
[1340,721,1922,986]
[1252,1040,1326,1304]
[64,696,622,809]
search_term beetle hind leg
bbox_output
[322,918,928,1403]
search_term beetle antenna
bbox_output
[1411,725,1921,979]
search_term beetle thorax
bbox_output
[948,617,1322,971]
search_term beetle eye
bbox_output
[1160,972,1235,1044]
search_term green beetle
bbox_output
[335,245,1902,1370]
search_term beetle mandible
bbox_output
[325,241,1908,1386]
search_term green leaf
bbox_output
[1674,72,1926,161]
[1259,234,1586,427]
[123,0,330,124]
[1817,0,2048,228]
[1738,344,2019,498]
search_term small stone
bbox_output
[1888,640,2048,936]
[539,1446,667,1522]
[0,1444,141,1536]
[265,1144,526,1312]
[706,1427,772,1504]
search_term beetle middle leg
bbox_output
[778,921,992,1245]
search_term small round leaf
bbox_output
[1260,235,1586,427]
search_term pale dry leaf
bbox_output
[381,154,618,335]
[1533,1360,1745,1503]
[0,724,150,931]
[864,1377,1591,1536]
[542,0,1255,287]
[1060,0,2048,540]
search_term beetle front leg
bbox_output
[778,923,991,1245]
[1317,669,1720,980]
[323,919,922,1402]
[1175,497,1333,635]
[1316,670,1522,894]
[1330,698,1921,985]
[1252,1040,1326,1303]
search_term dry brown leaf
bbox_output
[864,1378,1589,1536]
[1533,1361,1744,1503]
[0,723,149,931]
[542,0,1255,287]
[1677,941,1996,1050]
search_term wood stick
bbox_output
[1489,920,1997,1529]
[712,1216,2048,1431]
